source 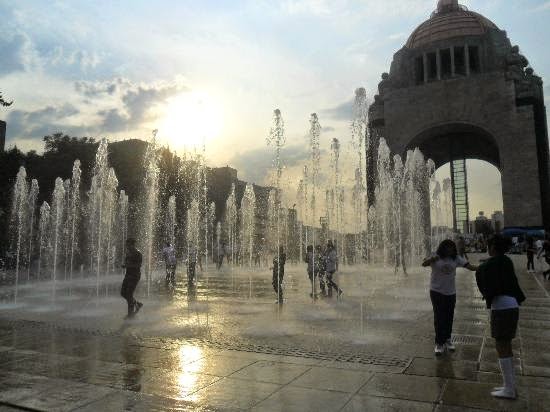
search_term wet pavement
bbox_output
[0,255,549,411]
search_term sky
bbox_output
[1,0,549,217]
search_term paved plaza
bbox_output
[0,255,549,411]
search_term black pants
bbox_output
[527,253,535,271]
[188,263,196,284]
[326,271,341,297]
[165,264,176,285]
[316,271,326,294]
[121,275,140,315]
[430,290,456,345]
[272,271,284,302]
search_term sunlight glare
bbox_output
[159,91,223,150]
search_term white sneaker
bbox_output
[434,344,445,356]
[445,339,456,352]
[491,388,517,400]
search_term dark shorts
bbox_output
[491,308,519,341]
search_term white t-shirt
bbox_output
[430,255,468,295]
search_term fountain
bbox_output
[51,177,66,301]
[37,201,50,281]
[240,183,256,267]
[224,184,238,265]
[26,179,39,281]
[10,167,28,303]
[141,131,160,296]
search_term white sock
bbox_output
[499,357,516,392]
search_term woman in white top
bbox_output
[423,239,478,356]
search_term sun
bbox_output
[158,91,224,150]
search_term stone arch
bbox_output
[404,122,500,170]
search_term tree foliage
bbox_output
[0,92,13,107]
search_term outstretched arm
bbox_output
[464,263,478,271]
[422,256,438,267]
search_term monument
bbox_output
[368,0,549,231]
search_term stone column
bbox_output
[465,44,470,77]
[436,49,442,80]
[423,53,428,83]
[450,46,455,77]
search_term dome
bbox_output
[406,3,499,49]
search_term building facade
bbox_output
[367,0,549,231]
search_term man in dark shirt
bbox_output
[121,238,143,319]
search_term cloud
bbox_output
[5,77,189,141]
[320,99,354,121]
[96,80,188,133]
[530,1,550,12]
[6,104,83,140]
[0,32,35,75]
[74,78,131,98]
[322,126,336,132]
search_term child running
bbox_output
[325,240,343,298]
[423,239,477,355]
[475,235,526,400]
[272,246,286,304]
[315,245,327,296]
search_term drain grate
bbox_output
[0,317,410,368]
[451,334,483,345]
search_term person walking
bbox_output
[315,245,327,296]
[422,239,477,355]
[186,243,198,286]
[272,246,286,304]
[120,238,143,319]
[217,242,226,270]
[162,242,177,287]
[475,235,526,400]
[305,245,316,298]
[325,240,343,298]
[525,237,536,274]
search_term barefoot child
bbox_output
[475,235,526,400]
[422,239,477,355]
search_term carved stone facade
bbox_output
[368,0,549,230]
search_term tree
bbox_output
[0,92,13,107]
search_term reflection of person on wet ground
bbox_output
[120,238,143,319]
[162,242,177,286]
[315,245,327,296]
[272,246,286,304]
[475,235,525,400]
[422,239,477,356]
[305,245,316,298]
[325,240,343,298]
[186,244,198,286]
